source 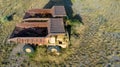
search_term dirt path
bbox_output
[6,44,28,67]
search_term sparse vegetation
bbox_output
[0,16,9,23]
[0,0,120,67]
[25,46,73,63]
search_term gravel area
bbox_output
[6,44,28,67]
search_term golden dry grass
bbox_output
[0,0,120,66]
[67,0,120,66]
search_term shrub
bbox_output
[0,16,9,23]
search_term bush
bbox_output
[26,53,35,58]
[66,19,82,25]
[0,16,9,23]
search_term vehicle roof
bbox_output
[49,18,65,34]
[52,6,66,17]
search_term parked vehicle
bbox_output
[8,6,69,53]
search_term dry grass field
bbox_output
[0,0,120,67]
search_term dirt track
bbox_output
[6,44,27,67]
